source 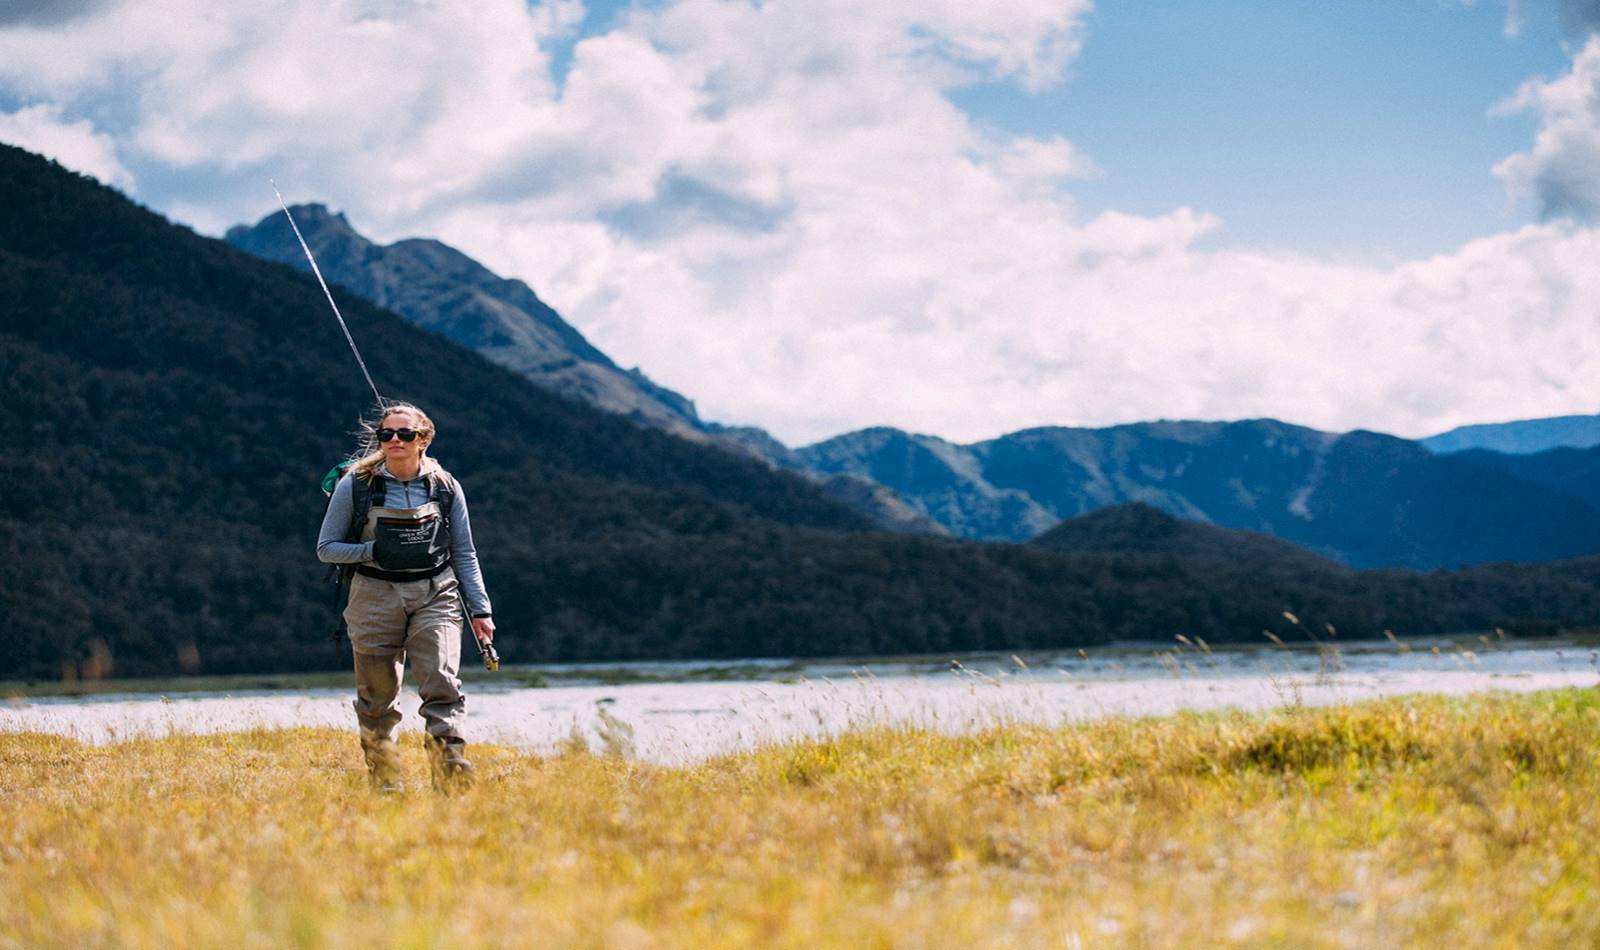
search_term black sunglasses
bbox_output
[376,427,419,443]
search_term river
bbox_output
[4,639,1595,763]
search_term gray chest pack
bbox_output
[350,470,457,580]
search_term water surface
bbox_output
[5,640,1595,763]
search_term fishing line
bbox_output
[271,180,384,407]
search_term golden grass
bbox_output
[3,689,1599,948]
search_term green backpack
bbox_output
[321,459,355,497]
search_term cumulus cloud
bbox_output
[0,103,132,187]
[1493,36,1600,222]
[0,0,1595,446]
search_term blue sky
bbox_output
[0,0,1596,443]
[953,1,1572,258]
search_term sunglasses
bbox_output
[376,427,420,443]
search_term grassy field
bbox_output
[3,689,1598,949]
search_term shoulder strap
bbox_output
[335,472,378,584]
[429,471,457,537]
[347,472,381,542]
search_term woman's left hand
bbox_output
[471,616,496,643]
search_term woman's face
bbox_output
[377,410,429,466]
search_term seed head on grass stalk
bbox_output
[1157,652,1182,678]
[1282,611,1320,643]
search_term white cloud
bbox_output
[0,103,132,188]
[1493,35,1600,221]
[0,0,567,229]
[1,0,1596,447]
[993,136,1098,184]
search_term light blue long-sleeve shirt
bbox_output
[316,464,493,616]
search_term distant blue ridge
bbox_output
[1422,414,1600,455]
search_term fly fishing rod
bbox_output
[275,183,499,672]
[271,181,384,408]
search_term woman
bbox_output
[316,402,495,792]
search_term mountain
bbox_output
[225,205,942,532]
[1448,444,1600,511]
[815,473,949,536]
[226,204,709,438]
[6,143,1599,681]
[1034,503,1344,571]
[799,421,1600,569]
[1291,431,1600,568]
[223,196,1600,566]
[0,143,887,678]
[796,427,1059,539]
[1422,414,1600,455]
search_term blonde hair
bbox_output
[348,401,441,481]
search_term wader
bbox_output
[344,493,470,789]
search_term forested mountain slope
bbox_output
[1033,503,1344,571]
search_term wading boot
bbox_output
[360,727,404,794]
[427,736,475,793]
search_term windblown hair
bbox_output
[347,401,441,482]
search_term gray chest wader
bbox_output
[338,473,472,788]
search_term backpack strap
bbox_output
[428,470,457,545]
[326,466,380,664]
[347,473,379,542]
[340,470,383,584]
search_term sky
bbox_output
[1,0,1598,447]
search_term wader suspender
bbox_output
[328,471,456,661]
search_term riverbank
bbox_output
[11,633,1595,699]
[4,688,1598,947]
